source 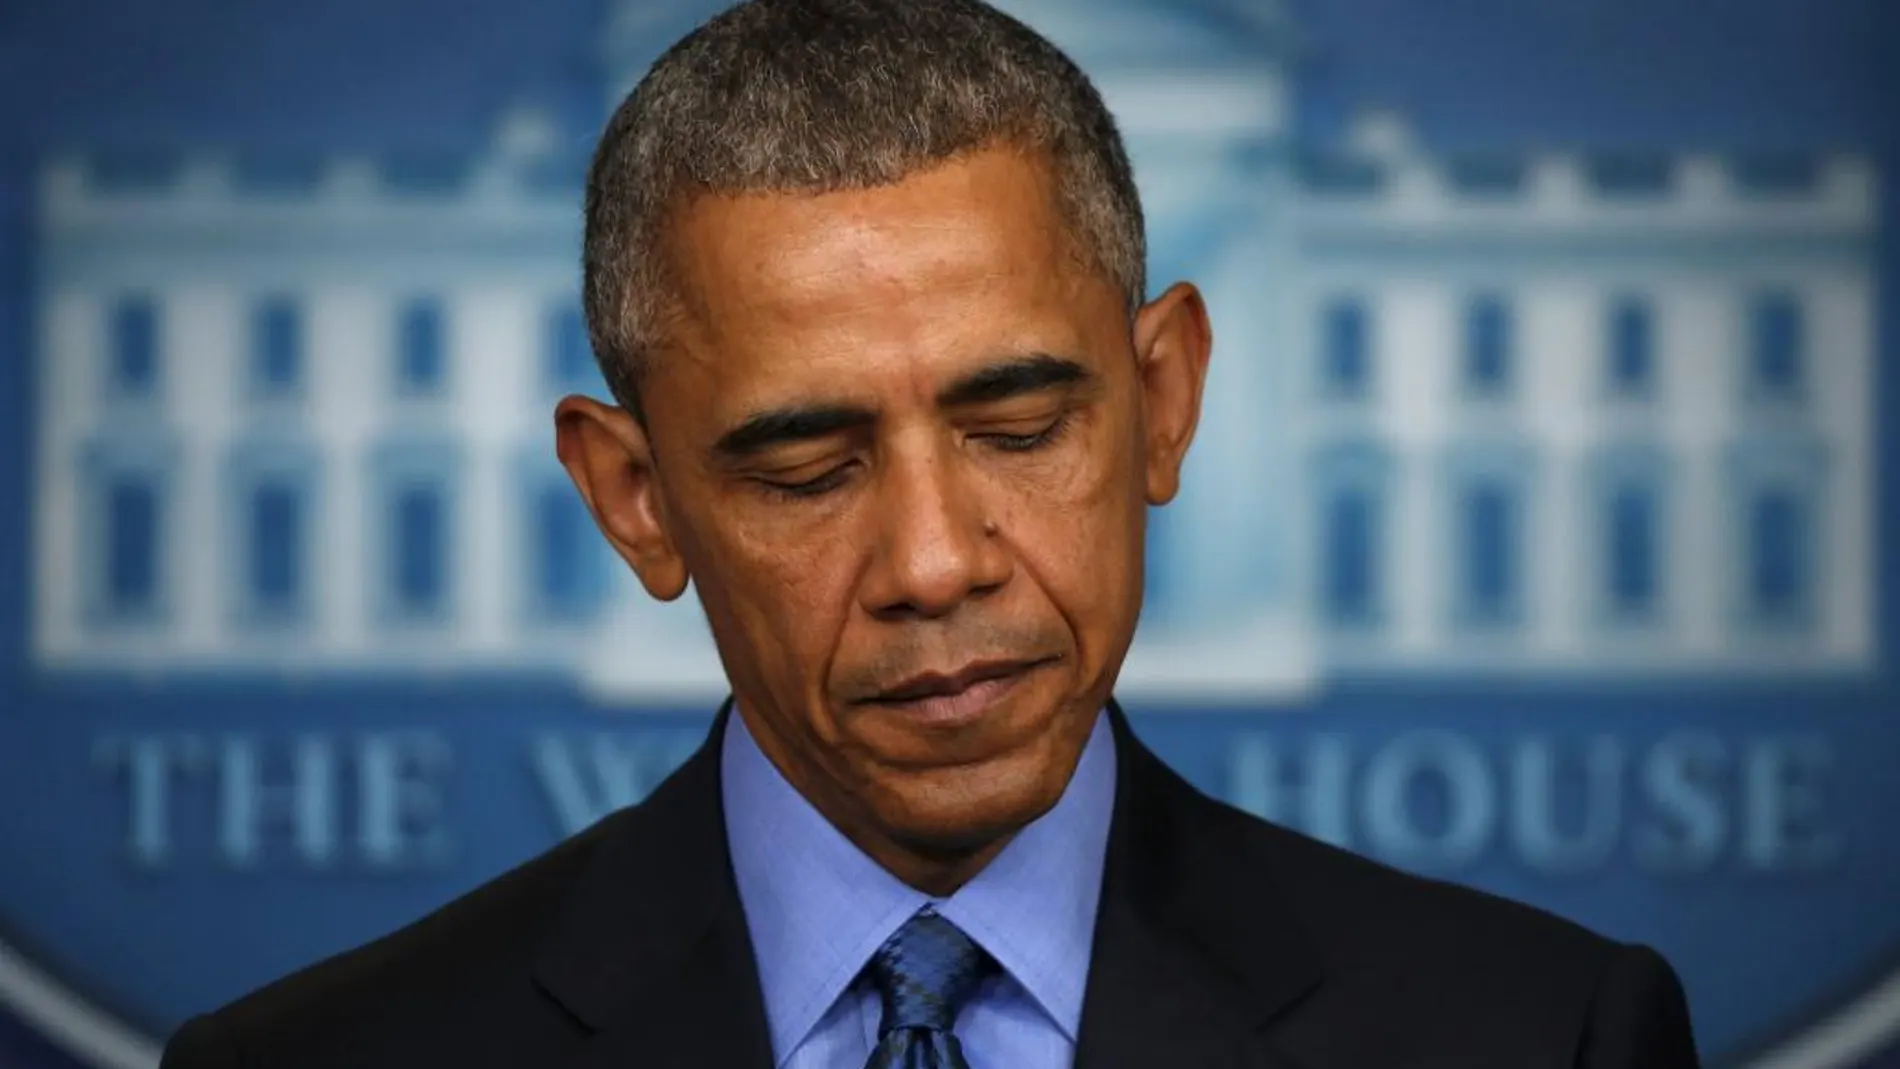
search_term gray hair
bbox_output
[581,0,1147,420]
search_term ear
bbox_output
[1131,281,1213,506]
[554,395,691,601]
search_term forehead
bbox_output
[651,147,1117,420]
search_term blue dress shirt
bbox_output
[721,709,1117,1069]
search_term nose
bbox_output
[859,437,1011,620]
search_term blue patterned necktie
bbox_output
[862,908,997,1069]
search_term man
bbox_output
[161,0,1700,1066]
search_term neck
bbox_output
[733,707,1021,898]
[870,830,1017,898]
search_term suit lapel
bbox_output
[1075,702,1325,1069]
[527,699,1326,1068]
[532,706,775,1069]
[566,908,773,1069]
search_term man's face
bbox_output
[559,146,1209,883]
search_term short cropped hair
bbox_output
[581,0,1147,419]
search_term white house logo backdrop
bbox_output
[1,1,1894,1067]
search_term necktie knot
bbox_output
[865,909,995,1038]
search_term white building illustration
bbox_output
[1277,111,1877,677]
[30,0,1877,699]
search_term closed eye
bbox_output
[754,412,1072,499]
[756,462,855,500]
[976,413,1072,453]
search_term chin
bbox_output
[874,741,1071,854]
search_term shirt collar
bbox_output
[721,708,1117,1062]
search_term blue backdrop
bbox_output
[0,1,1896,1067]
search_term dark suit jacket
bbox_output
[161,705,1700,1068]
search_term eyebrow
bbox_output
[711,352,1093,460]
[937,353,1092,408]
[712,403,877,459]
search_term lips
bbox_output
[863,656,1056,706]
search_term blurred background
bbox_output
[0,0,1895,1066]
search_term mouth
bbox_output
[859,655,1059,726]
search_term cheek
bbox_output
[712,517,862,690]
[993,419,1146,634]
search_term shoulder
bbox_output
[1153,768,1696,1063]
[1200,792,1697,1063]
[1134,741,1625,983]
[159,808,630,1069]
[1239,804,1616,978]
